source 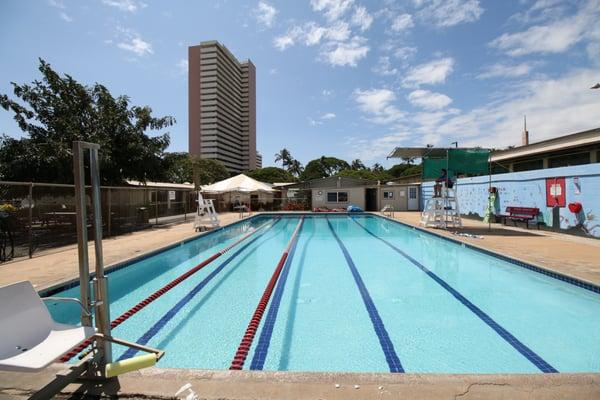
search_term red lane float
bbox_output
[59,218,279,363]
[229,216,305,370]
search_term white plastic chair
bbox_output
[0,281,95,372]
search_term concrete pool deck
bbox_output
[1,364,599,399]
[0,211,599,399]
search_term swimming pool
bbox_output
[46,214,600,373]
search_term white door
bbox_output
[408,186,419,210]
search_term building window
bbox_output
[327,191,348,202]
[549,152,590,168]
[383,191,394,199]
[513,159,543,172]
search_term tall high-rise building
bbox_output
[188,41,258,173]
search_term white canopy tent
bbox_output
[201,174,275,194]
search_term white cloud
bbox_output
[117,36,153,56]
[102,0,147,13]
[320,36,369,67]
[491,1,600,57]
[351,6,373,31]
[403,57,454,87]
[477,62,536,79]
[372,56,398,76]
[415,0,483,27]
[393,46,417,60]
[273,25,304,50]
[407,89,453,110]
[346,131,411,162]
[322,89,334,97]
[176,59,188,74]
[432,68,600,148]
[308,117,322,126]
[59,12,72,22]
[490,21,584,56]
[269,67,278,75]
[321,112,336,119]
[254,1,277,28]
[48,0,65,9]
[274,21,350,50]
[353,88,404,124]
[310,0,355,21]
[391,14,414,32]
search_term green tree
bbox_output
[0,59,174,184]
[300,156,350,181]
[351,159,366,170]
[162,152,193,184]
[274,148,293,169]
[192,158,230,187]
[245,167,296,183]
[371,163,384,172]
[287,159,304,177]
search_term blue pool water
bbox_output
[47,215,600,373]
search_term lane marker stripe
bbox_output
[229,217,305,370]
[351,217,558,373]
[60,217,280,362]
[249,218,305,370]
[118,219,283,360]
[326,217,404,373]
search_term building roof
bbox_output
[491,127,600,162]
[126,180,195,190]
[285,176,376,189]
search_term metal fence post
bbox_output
[28,183,33,258]
[155,190,159,225]
[184,191,188,221]
[107,188,112,237]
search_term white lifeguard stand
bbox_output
[194,192,220,232]
[420,184,462,229]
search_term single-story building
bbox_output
[284,176,421,211]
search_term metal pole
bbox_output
[155,190,158,225]
[89,147,112,364]
[107,188,112,237]
[184,191,187,221]
[73,142,92,327]
[488,153,492,232]
[28,183,33,258]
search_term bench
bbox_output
[501,206,540,229]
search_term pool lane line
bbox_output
[326,217,404,373]
[230,216,305,370]
[350,217,558,373]
[117,218,284,360]
[249,219,307,370]
[60,217,281,363]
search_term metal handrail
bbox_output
[42,297,91,316]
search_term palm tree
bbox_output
[371,163,384,172]
[274,148,292,169]
[351,159,365,170]
[288,159,304,177]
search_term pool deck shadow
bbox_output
[1,365,599,400]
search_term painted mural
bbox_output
[422,164,600,238]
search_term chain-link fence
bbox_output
[0,181,311,263]
[0,181,199,262]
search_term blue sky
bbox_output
[1,0,599,168]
